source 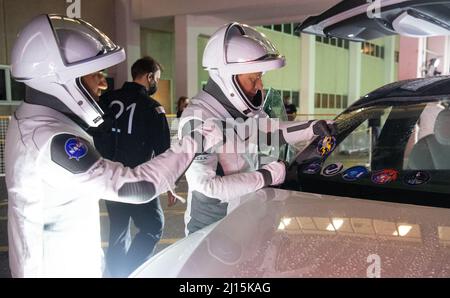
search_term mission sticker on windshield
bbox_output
[403,171,430,186]
[342,166,369,181]
[317,136,336,157]
[303,162,322,175]
[321,163,343,177]
[371,169,399,184]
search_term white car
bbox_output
[132,0,450,277]
[131,187,450,277]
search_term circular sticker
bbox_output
[321,163,344,177]
[64,138,88,161]
[371,169,399,185]
[342,166,369,181]
[317,136,337,157]
[403,171,430,186]
[303,162,322,175]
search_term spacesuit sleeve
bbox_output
[185,154,267,202]
[260,118,337,146]
[47,133,197,204]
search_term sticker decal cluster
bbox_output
[403,171,430,186]
[317,136,337,157]
[321,163,344,177]
[64,138,88,161]
[342,166,369,181]
[371,169,399,185]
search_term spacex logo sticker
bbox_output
[404,171,430,186]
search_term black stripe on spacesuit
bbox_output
[118,181,156,203]
[257,169,273,186]
[50,134,101,174]
[286,121,314,133]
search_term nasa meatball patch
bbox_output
[51,134,100,174]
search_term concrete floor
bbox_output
[0,176,188,278]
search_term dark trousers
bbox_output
[105,198,164,277]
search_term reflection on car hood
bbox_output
[132,188,450,277]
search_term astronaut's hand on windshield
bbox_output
[259,161,287,186]
[191,119,225,154]
[312,120,338,137]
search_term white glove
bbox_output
[258,161,287,186]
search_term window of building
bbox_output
[329,94,335,108]
[282,90,291,102]
[321,94,329,108]
[314,93,347,109]
[261,23,301,37]
[0,69,5,101]
[336,95,342,109]
[395,51,400,63]
[361,41,385,58]
[344,40,350,49]
[315,35,349,50]
[292,91,300,107]
[283,23,292,34]
[343,95,348,108]
[315,93,321,108]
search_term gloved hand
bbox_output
[258,161,287,186]
[312,120,338,137]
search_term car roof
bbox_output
[346,76,450,111]
[132,188,450,277]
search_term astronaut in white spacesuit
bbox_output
[179,22,336,235]
[6,14,220,278]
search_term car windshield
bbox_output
[284,95,450,207]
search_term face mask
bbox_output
[147,82,158,96]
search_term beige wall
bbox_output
[0,0,116,65]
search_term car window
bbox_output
[325,106,392,171]
[403,102,450,170]
[290,97,450,207]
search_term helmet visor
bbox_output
[224,23,282,64]
[49,15,121,65]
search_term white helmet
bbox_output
[11,14,125,127]
[203,22,285,117]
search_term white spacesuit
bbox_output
[179,22,336,235]
[6,14,218,277]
